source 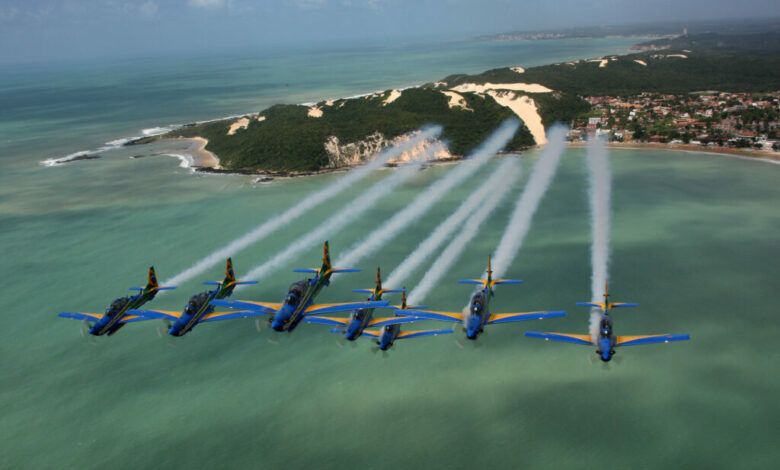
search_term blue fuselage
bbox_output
[90,291,155,336]
[168,283,237,336]
[344,292,382,341]
[377,324,401,350]
[464,288,491,340]
[271,275,329,332]
[596,313,616,362]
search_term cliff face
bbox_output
[324,131,454,168]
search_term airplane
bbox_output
[397,257,566,340]
[58,267,175,336]
[210,241,389,333]
[303,267,422,341]
[525,282,690,362]
[128,258,260,337]
[362,289,454,352]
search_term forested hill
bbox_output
[148,32,778,173]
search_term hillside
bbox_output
[146,32,779,173]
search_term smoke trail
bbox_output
[385,158,521,288]
[241,145,442,281]
[489,125,568,278]
[407,159,520,305]
[162,126,442,286]
[336,119,521,269]
[586,137,611,343]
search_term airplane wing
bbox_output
[119,314,149,324]
[199,310,262,323]
[397,329,454,339]
[361,329,381,338]
[209,299,282,315]
[58,312,102,322]
[303,316,351,326]
[615,334,690,347]
[395,309,464,323]
[367,316,422,327]
[486,310,566,324]
[303,301,388,316]
[524,332,593,345]
[130,309,184,321]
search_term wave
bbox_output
[40,84,424,168]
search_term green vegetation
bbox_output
[169,88,537,172]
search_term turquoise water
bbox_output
[1,38,779,469]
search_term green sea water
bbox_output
[2,147,778,469]
[1,36,778,469]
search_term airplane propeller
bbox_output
[370,346,380,354]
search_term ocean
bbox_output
[1,37,778,469]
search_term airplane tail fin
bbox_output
[225,258,236,284]
[577,283,637,312]
[302,241,360,276]
[135,266,175,293]
[457,256,522,290]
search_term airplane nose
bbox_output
[271,321,284,332]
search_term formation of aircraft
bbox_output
[128,258,259,336]
[303,267,423,341]
[363,289,453,351]
[58,267,175,336]
[398,257,566,340]
[57,243,690,362]
[210,242,388,333]
[525,282,691,362]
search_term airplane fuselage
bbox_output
[595,313,616,362]
[377,324,401,350]
[344,292,382,341]
[90,290,156,336]
[272,274,330,332]
[464,288,492,340]
[168,283,236,336]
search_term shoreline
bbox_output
[568,141,780,164]
[179,137,221,169]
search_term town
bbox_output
[567,91,780,152]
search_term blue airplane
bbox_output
[304,268,422,341]
[211,241,388,333]
[58,267,176,336]
[128,258,260,336]
[525,282,690,362]
[398,257,566,340]
[362,289,453,352]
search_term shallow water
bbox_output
[1,37,778,470]
[1,147,778,469]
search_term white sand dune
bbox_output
[485,91,547,146]
[668,54,688,58]
[227,117,250,135]
[440,91,472,111]
[510,66,525,74]
[451,82,552,94]
[307,106,323,118]
[383,90,402,105]
[634,59,647,66]
[589,58,608,68]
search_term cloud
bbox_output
[138,1,158,16]
[286,0,328,10]
[0,6,19,22]
[188,0,231,8]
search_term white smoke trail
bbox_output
[241,145,442,281]
[336,119,521,269]
[162,126,442,287]
[586,137,611,343]
[407,159,520,305]
[489,125,568,279]
[385,158,521,288]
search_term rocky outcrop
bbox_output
[324,131,454,168]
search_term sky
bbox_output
[0,0,777,64]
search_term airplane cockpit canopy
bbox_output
[600,318,612,336]
[285,281,305,306]
[354,308,366,321]
[105,297,130,317]
[470,293,485,316]
[185,292,210,315]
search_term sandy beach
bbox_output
[181,137,221,169]
[569,141,780,164]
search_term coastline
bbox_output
[168,137,221,169]
[568,141,780,164]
